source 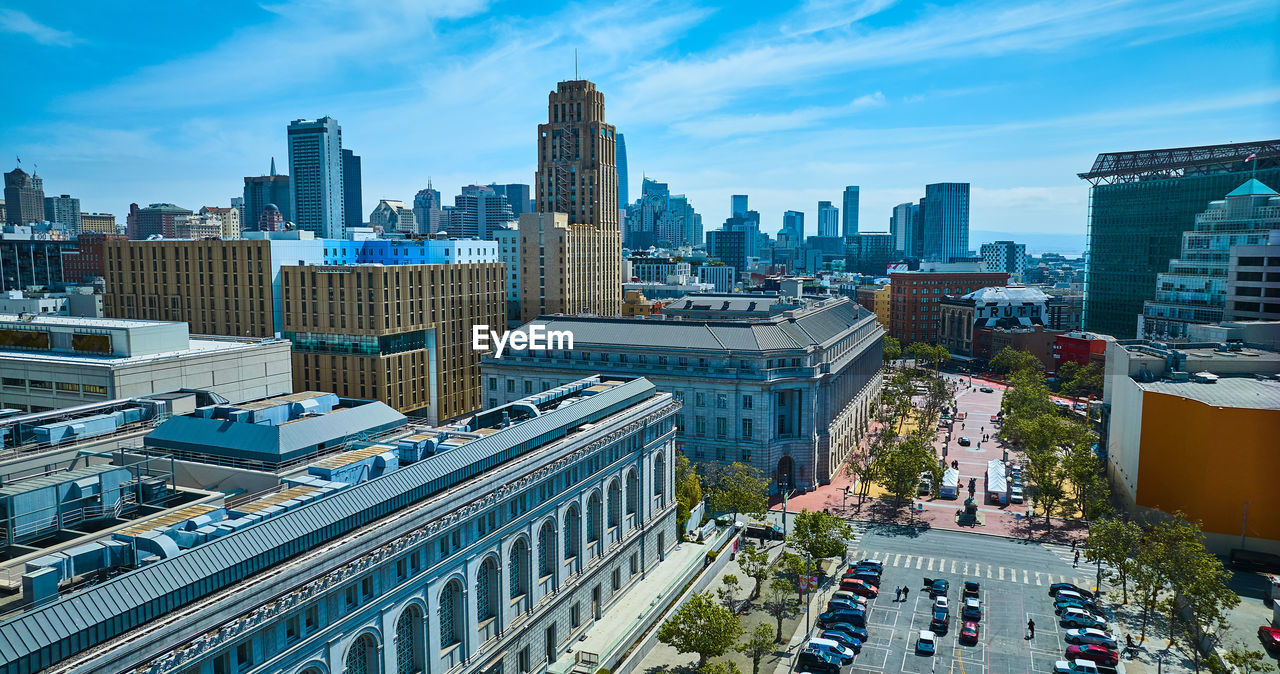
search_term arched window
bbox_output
[346,633,378,674]
[607,481,621,528]
[586,491,602,548]
[538,519,556,577]
[476,557,498,622]
[509,538,530,599]
[440,579,463,647]
[395,605,423,674]
[654,452,667,507]
[626,469,639,515]
[564,505,580,560]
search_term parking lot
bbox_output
[806,527,1124,673]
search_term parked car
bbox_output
[1064,628,1117,649]
[1050,582,1093,598]
[824,623,869,645]
[1055,599,1103,616]
[1259,625,1280,650]
[928,578,949,597]
[930,610,950,633]
[980,387,995,393]
[958,620,980,645]
[916,630,937,654]
[962,598,982,621]
[845,569,881,585]
[830,590,869,607]
[918,476,933,495]
[1066,644,1120,667]
[1073,402,1087,411]
[839,579,879,598]
[817,608,866,629]
[796,647,842,674]
[1010,489,1025,504]
[853,559,884,573]
[1060,608,1107,629]
[827,598,861,612]
[933,596,950,612]
[963,581,981,598]
[819,629,862,653]
[958,437,971,446]
[806,637,855,665]
[1054,659,1100,674]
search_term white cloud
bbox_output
[670,91,886,139]
[0,9,79,46]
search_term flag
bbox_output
[1245,152,1258,163]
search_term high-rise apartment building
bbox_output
[43,194,81,234]
[288,116,345,239]
[3,166,44,225]
[731,194,749,218]
[842,186,860,238]
[243,158,291,230]
[413,184,442,235]
[368,199,416,234]
[980,241,1026,279]
[200,206,242,239]
[447,185,515,239]
[79,212,117,234]
[1225,229,1280,322]
[1138,179,1280,340]
[281,261,504,422]
[920,182,970,263]
[780,210,805,243]
[126,202,192,239]
[623,178,701,249]
[527,79,622,318]
[817,200,839,237]
[1079,140,1279,338]
[342,148,362,230]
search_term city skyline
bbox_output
[1,1,1278,248]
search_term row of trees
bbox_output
[658,509,854,673]
[993,347,1109,525]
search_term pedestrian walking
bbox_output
[1074,551,1080,568]
[895,586,902,601]
[902,587,909,602]
[1027,618,1036,639]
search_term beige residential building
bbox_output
[281,263,505,422]
[201,206,242,238]
[79,212,116,234]
[521,79,622,322]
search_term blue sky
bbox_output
[3,0,1278,254]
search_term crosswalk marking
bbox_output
[1023,569,1030,584]
[963,562,970,576]
[951,560,957,574]
[894,554,902,566]
[986,565,992,579]
[999,567,1005,581]
[1035,572,1043,586]
[916,556,923,569]
[927,558,935,571]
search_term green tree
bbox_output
[1222,645,1272,674]
[761,578,800,642]
[882,335,901,368]
[738,545,771,600]
[702,660,744,674]
[1061,362,1104,399]
[1085,518,1142,603]
[871,434,937,506]
[707,462,770,522]
[1056,360,1081,392]
[1063,442,1110,521]
[990,346,1043,376]
[675,451,703,533]
[657,591,744,669]
[1166,524,1240,672]
[791,509,854,561]
[737,622,776,674]
[718,574,742,614]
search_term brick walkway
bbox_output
[772,373,1087,546]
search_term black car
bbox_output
[853,559,884,573]
[1055,598,1103,616]
[796,648,842,674]
[963,581,980,598]
[1049,583,1095,600]
[930,610,950,633]
[926,578,949,597]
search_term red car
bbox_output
[1260,625,1280,650]
[839,579,879,598]
[1066,644,1120,667]
[959,621,980,645]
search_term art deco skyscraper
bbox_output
[522,80,622,321]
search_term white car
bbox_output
[806,637,855,664]
[916,629,937,654]
[933,596,949,612]
[1064,628,1117,649]
[831,590,869,606]
[1010,488,1025,504]
[1055,659,1100,674]
[1055,589,1085,602]
[1060,608,1107,629]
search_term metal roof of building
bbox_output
[961,286,1049,304]
[0,377,660,670]
[1138,377,1280,410]
[0,464,123,498]
[1078,140,1280,182]
[520,298,867,353]
[143,403,407,461]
